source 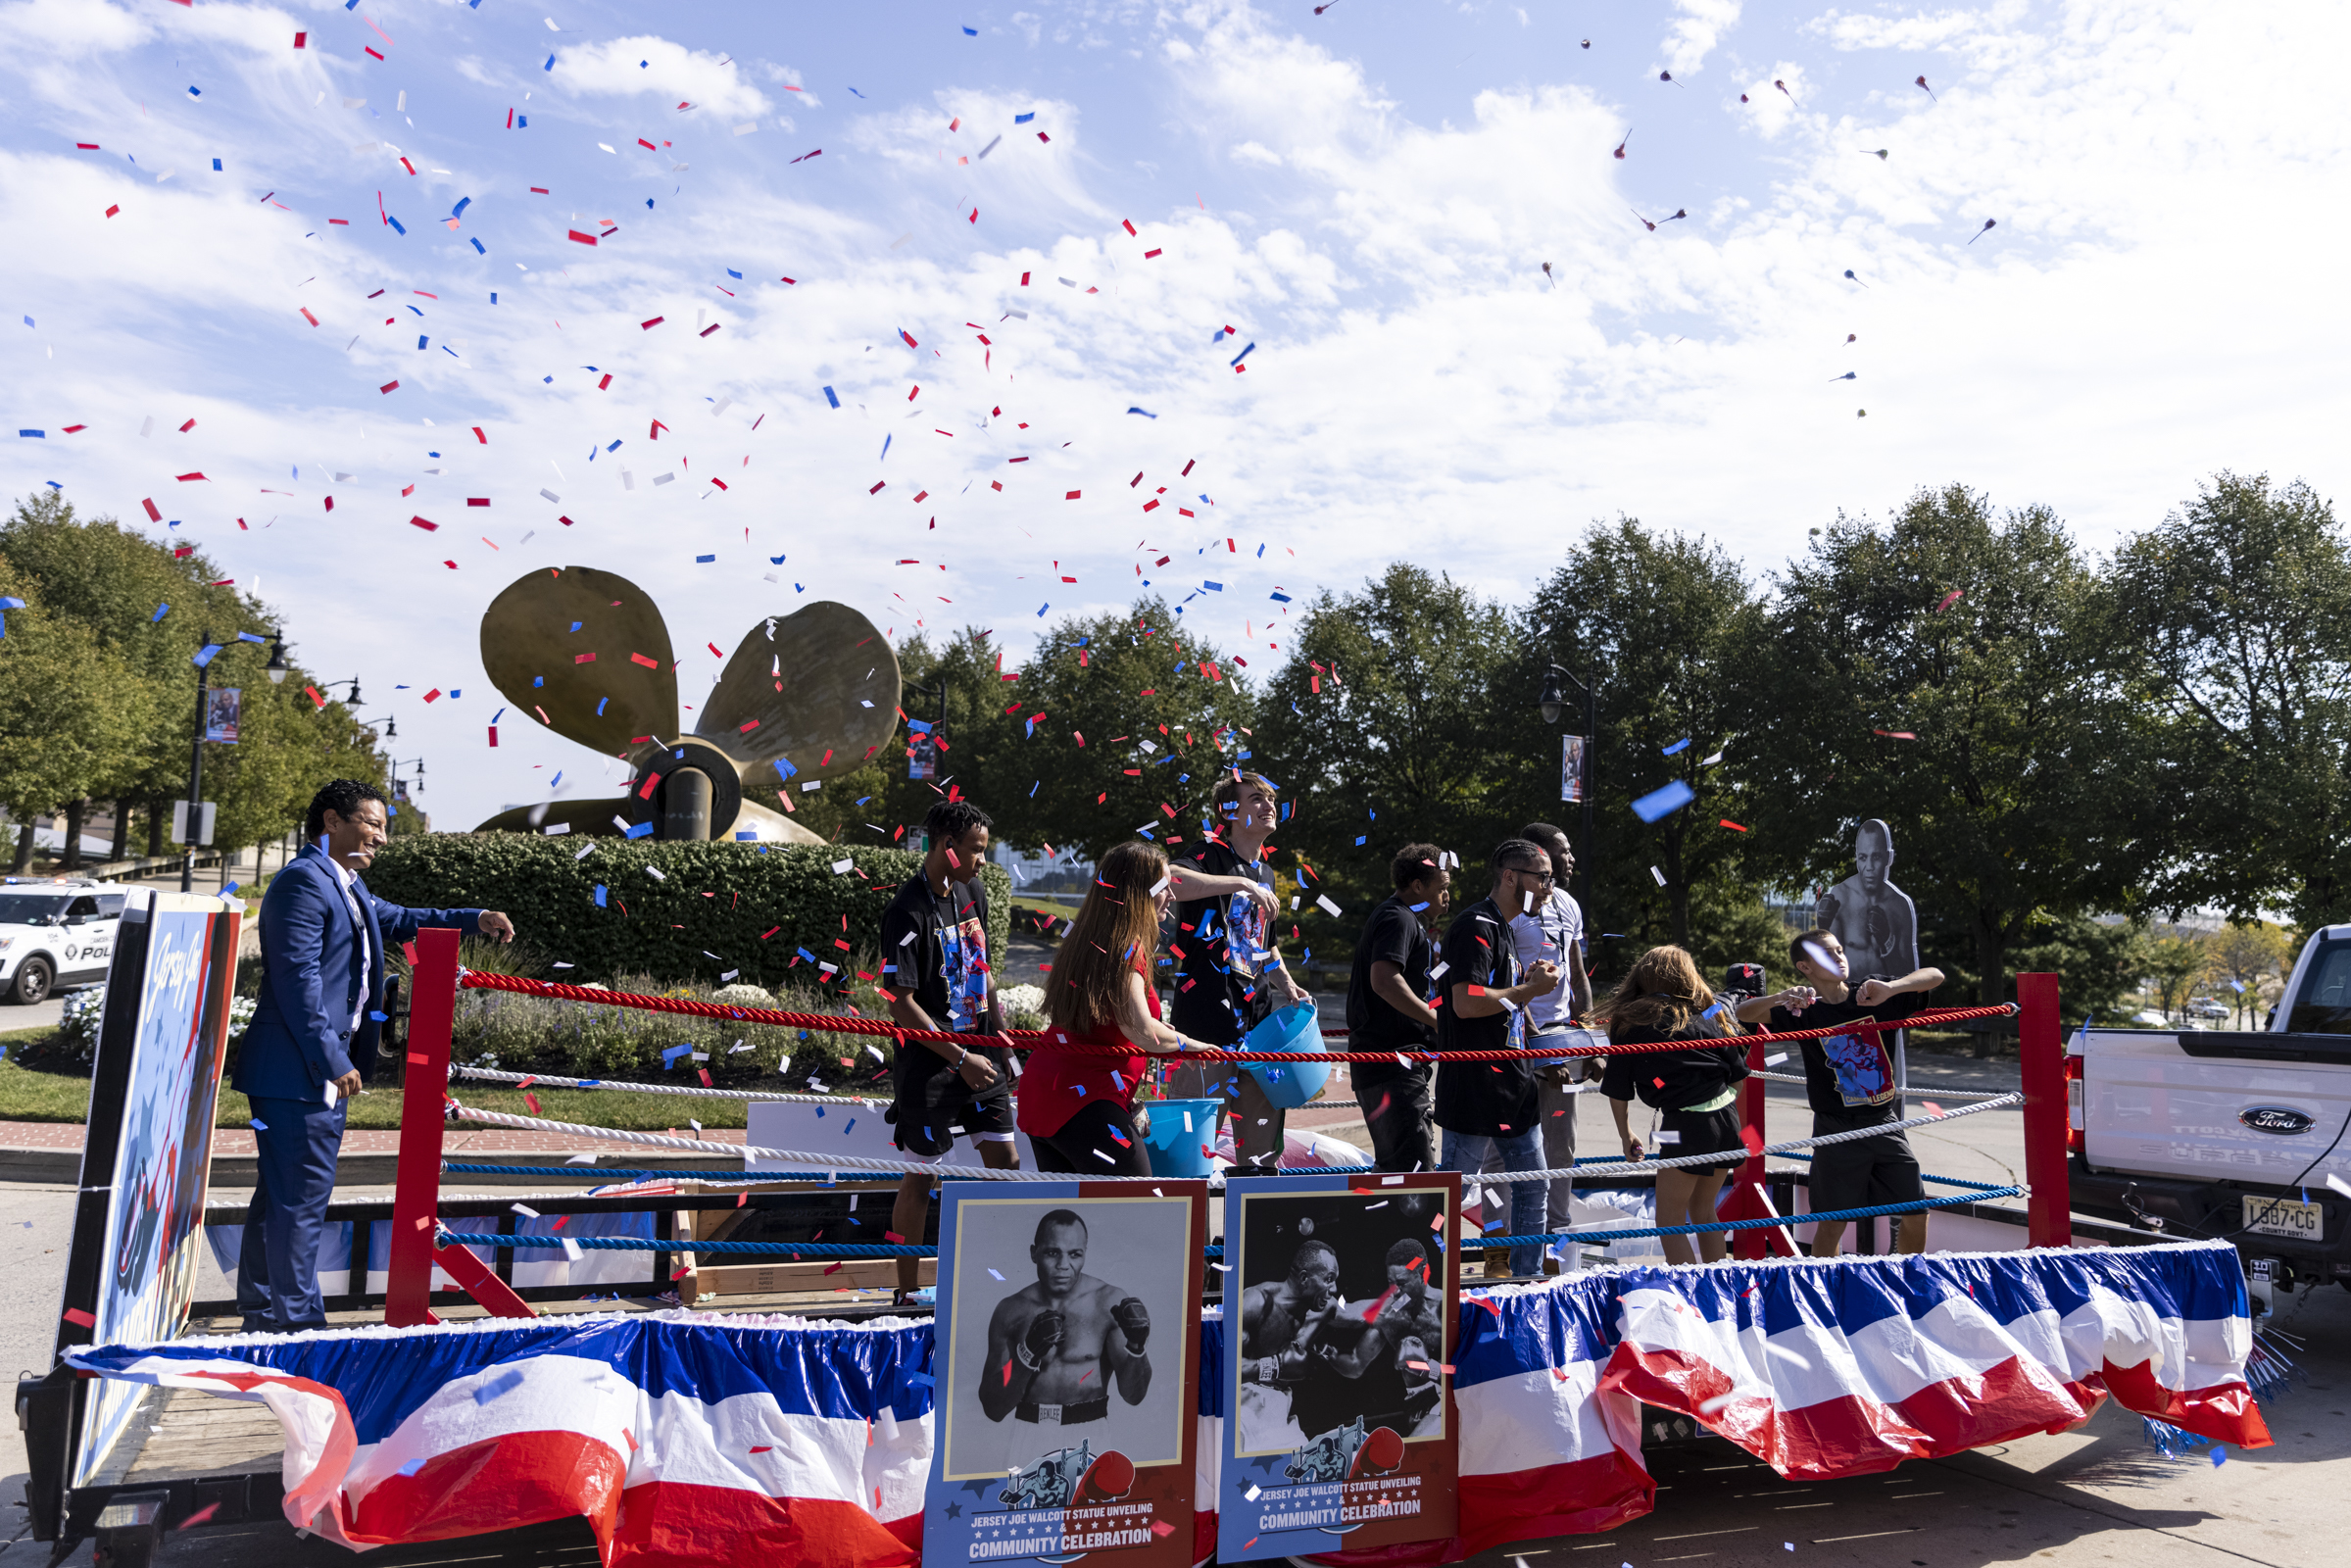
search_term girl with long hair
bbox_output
[1597,945,1750,1265]
[1018,841,1216,1175]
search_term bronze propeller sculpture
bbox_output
[470,565,902,843]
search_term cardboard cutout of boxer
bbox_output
[930,1182,1207,1567]
[1815,817,1920,1085]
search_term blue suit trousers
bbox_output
[236,1094,347,1330]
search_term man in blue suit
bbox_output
[234,778,514,1331]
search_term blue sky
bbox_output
[2,0,2344,830]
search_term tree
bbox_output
[977,597,1259,862]
[1253,564,1524,922]
[2106,473,2351,929]
[2205,919,2293,1028]
[2145,935,2207,1022]
[793,602,1258,867]
[2007,914,2149,1030]
[0,492,385,868]
[0,557,147,864]
[780,626,1017,848]
[1739,485,2152,1013]
[205,672,388,859]
[1514,520,1773,967]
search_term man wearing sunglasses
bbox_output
[1433,840,1562,1278]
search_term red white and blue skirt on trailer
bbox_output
[68,1239,2270,1567]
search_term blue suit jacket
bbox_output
[234,843,481,1099]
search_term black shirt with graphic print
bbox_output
[1169,837,1281,1047]
[879,872,1008,1112]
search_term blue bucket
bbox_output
[1243,1002,1330,1109]
[1142,1100,1224,1178]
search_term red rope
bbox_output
[452,971,2015,1064]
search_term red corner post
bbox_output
[388,926,536,1324]
[2017,972,2073,1249]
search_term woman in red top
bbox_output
[1020,841,1212,1175]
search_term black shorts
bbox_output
[1658,1105,1746,1175]
[887,1091,1013,1156]
[1028,1101,1153,1177]
[1809,1130,1924,1213]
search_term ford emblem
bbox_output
[2240,1106,2315,1135]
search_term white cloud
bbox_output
[0,0,150,58]
[1228,140,1282,167]
[1662,0,1742,76]
[557,35,773,121]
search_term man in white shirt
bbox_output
[1506,823,1595,1255]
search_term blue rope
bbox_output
[442,1187,2021,1262]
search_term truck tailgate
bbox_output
[2082,1027,2351,1190]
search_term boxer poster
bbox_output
[929,1181,1208,1567]
[1219,1171,1461,1563]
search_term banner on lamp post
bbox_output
[1560,734,1589,804]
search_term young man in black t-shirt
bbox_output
[1345,843,1450,1172]
[1434,841,1561,1277]
[881,798,1014,1295]
[1735,927,1944,1255]
[1163,771,1311,1170]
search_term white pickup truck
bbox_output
[2072,923,2351,1295]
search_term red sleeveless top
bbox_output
[1017,972,1159,1138]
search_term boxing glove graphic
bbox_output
[1111,1298,1151,1353]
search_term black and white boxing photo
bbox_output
[938,1194,1194,1484]
[1231,1186,1453,1456]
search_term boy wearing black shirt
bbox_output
[1735,927,1944,1255]
[1345,843,1450,1172]
[1434,841,1562,1277]
[1164,771,1311,1170]
[881,799,1015,1295]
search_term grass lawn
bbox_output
[0,1059,773,1131]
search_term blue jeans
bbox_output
[1442,1126,1547,1277]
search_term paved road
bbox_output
[0,995,65,1035]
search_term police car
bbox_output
[0,880,124,1005]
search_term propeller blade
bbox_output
[471,795,637,837]
[695,601,902,782]
[471,793,823,844]
[480,566,678,759]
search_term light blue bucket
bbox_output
[1142,1099,1224,1177]
[1243,1002,1330,1109]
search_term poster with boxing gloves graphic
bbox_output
[1220,1171,1462,1563]
[929,1181,1208,1567]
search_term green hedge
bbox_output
[363,835,1011,990]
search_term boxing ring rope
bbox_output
[432,1086,2021,1186]
[387,928,2072,1323]
[448,967,2022,1060]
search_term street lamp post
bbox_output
[182,629,289,893]
[1537,662,1598,945]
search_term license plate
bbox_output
[2242,1195,2324,1240]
